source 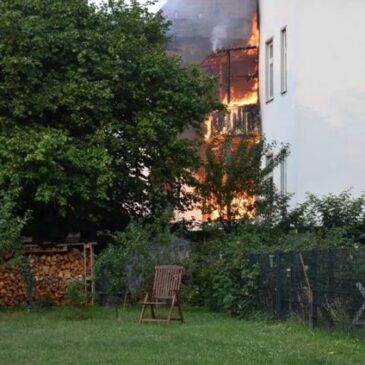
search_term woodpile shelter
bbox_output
[0,242,96,307]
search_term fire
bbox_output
[176,11,261,226]
[205,194,256,222]
[201,13,260,223]
[204,114,213,140]
[230,80,259,107]
[248,15,259,47]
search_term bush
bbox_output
[186,228,260,317]
[185,192,364,317]
[0,195,29,267]
[0,194,34,307]
[94,215,188,319]
[65,279,91,320]
[283,191,365,245]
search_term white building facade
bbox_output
[259,0,365,205]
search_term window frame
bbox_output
[265,38,274,103]
[281,27,288,94]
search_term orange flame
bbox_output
[178,14,260,225]
[248,15,259,47]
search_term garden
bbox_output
[0,1,364,364]
[1,307,364,365]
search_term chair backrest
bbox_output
[152,265,184,299]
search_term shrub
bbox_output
[0,194,33,307]
[283,191,365,245]
[186,228,260,317]
[0,195,28,267]
[94,215,188,319]
[65,279,91,320]
[185,191,364,317]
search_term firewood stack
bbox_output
[0,268,27,307]
[0,243,95,307]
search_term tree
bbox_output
[0,0,217,239]
[196,132,289,228]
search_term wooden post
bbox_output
[83,243,87,296]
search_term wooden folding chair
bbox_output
[139,265,184,324]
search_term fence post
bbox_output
[276,252,282,320]
[311,250,319,328]
[328,249,336,326]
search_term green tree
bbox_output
[196,132,289,228]
[0,0,217,239]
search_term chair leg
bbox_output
[139,293,149,323]
[167,295,176,324]
[150,304,156,319]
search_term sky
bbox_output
[91,0,168,12]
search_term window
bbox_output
[280,155,287,194]
[281,27,287,94]
[265,39,274,102]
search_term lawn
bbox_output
[0,306,364,365]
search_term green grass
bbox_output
[0,306,364,365]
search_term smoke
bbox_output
[211,25,228,52]
[162,0,257,62]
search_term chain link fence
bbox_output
[250,249,365,328]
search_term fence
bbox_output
[250,249,365,327]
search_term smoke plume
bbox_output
[162,0,257,62]
[211,25,228,52]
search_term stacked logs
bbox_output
[0,268,26,307]
[0,244,94,307]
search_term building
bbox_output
[167,0,365,223]
[259,0,365,204]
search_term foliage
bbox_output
[0,0,218,240]
[196,132,289,228]
[187,230,260,317]
[282,191,365,246]
[0,195,28,267]
[185,191,365,316]
[66,279,89,308]
[94,214,187,304]
[0,194,34,306]
[66,279,90,319]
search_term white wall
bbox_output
[259,0,365,204]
